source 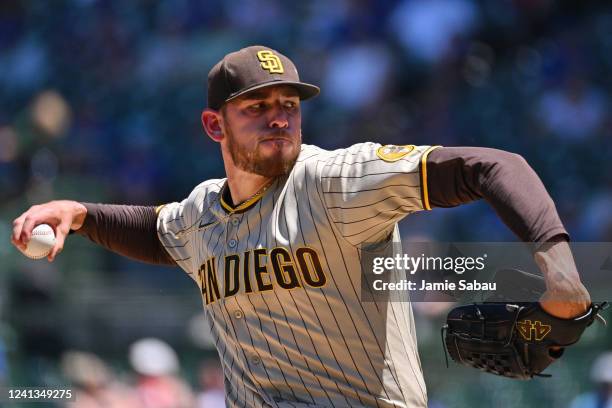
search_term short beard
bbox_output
[224,123,300,177]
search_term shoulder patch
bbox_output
[376,145,416,162]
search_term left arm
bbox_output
[426,147,590,317]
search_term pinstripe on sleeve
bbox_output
[317,143,440,245]
[157,199,195,275]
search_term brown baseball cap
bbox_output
[207,45,320,110]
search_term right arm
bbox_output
[11,200,175,265]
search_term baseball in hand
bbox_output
[20,224,56,259]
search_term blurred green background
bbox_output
[1,1,611,407]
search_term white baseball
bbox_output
[20,224,56,259]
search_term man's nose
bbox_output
[269,106,289,129]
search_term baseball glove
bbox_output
[442,301,607,379]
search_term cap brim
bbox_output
[224,80,320,105]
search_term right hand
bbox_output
[12,200,87,262]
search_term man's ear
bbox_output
[201,109,224,142]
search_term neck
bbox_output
[224,165,274,206]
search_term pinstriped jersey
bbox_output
[157,142,439,408]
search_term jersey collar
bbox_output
[219,179,275,214]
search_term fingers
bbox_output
[13,205,44,245]
[11,203,57,253]
[12,201,78,262]
[20,213,40,244]
[48,220,70,262]
[10,235,26,251]
[11,214,28,248]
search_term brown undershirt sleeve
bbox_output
[73,203,177,266]
[425,146,569,243]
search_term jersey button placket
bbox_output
[227,216,240,249]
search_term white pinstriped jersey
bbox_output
[157,142,439,408]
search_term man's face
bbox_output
[220,86,302,177]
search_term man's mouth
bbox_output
[259,139,292,151]
[260,129,293,140]
[259,134,293,146]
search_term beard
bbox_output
[225,125,301,177]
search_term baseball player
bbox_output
[12,46,590,407]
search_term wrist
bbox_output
[70,201,88,230]
[534,240,581,285]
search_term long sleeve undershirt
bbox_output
[74,203,175,265]
[426,147,568,243]
[74,147,568,265]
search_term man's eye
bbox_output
[284,101,297,109]
[247,103,263,111]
